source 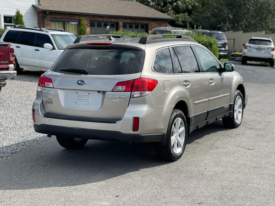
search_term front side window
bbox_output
[153,48,173,74]
[51,34,76,50]
[34,34,53,48]
[193,46,220,72]
[3,31,20,43]
[17,32,36,46]
[174,46,199,73]
[51,48,145,75]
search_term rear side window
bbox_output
[174,46,199,73]
[17,32,36,46]
[248,39,272,46]
[171,48,182,73]
[153,48,173,74]
[3,31,20,43]
[51,48,145,75]
[34,34,53,48]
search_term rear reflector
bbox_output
[10,46,15,64]
[86,42,112,45]
[133,117,139,132]
[37,74,54,91]
[32,109,35,122]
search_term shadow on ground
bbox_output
[0,121,228,190]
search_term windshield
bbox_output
[248,39,272,46]
[52,34,77,50]
[209,33,227,40]
[51,48,145,75]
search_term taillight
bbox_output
[10,46,15,64]
[112,78,158,98]
[112,80,134,92]
[244,45,251,49]
[37,74,54,91]
[268,47,275,51]
[131,78,158,98]
[32,109,35,122]
[226,43,228,47]
[133,117,139,132]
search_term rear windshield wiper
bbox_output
[60,68,88,74]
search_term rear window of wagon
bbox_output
[51,48,145,75]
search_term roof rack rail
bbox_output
[138,34,197,44]
[73,34,125,44]
[47,28,64,32]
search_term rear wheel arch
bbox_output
[173,100,190,128]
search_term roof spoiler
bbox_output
[139,34,197,44]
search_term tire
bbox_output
[56,136,88,149]
[14,58,23,74]
[269,60,274,67]
[155,109,188,162]
[222,90,244,128]
[241,57,247,65]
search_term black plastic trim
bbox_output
[44,113,121,123]
[34,124,164,143]
[190,111,207,126]
[207,104,232,120]
[243,56,273,62]
[189,111,232,133]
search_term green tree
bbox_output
[14,9,25,27]
[78,17,87,35]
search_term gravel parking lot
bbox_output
[0,62,275,205]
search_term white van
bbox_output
[0,27,76,72]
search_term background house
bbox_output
[0,0,173,35]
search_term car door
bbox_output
[33,33,57,71]
[172,45,210,126]
[16,31,36,69]
[193,46,231,119]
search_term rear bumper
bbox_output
[218,50,228,56]
[243,56,273,62]
[0,70,16,85]
[34,124,164,143]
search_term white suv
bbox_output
[0,27,76,72]
[242,37,275,66]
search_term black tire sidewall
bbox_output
[166,109,188,160]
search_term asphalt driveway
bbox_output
[0,62,275,205]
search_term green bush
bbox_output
[78,17,87,35]
[0,29,6,38]
[185,31,219,58]
[109,30,148,38]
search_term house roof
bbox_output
[33,0,174,20]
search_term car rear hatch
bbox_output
[246,39,273,57]
[40,43,146,122]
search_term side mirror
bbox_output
[43,43,53,50]
[224,63,235,72]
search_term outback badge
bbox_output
[77,80,86,85]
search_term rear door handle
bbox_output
[35,49,40,51]
[16,46,20,48]
[183,80,191,87]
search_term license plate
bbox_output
[256,49,262,52]
[217,43,221,47]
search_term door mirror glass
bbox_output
[44,43,53,50]
[224,63,235,72]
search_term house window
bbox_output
[4,16,15,28]
[123,23,147,33]
[50,19,79,35]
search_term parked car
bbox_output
[0,27,76,73]
[242,37,275,66]
[32,35,247,161]
[0,42,16,91]
[152,27,191,35]
[209,31,228,60]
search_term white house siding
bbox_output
[0,0,38,29]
